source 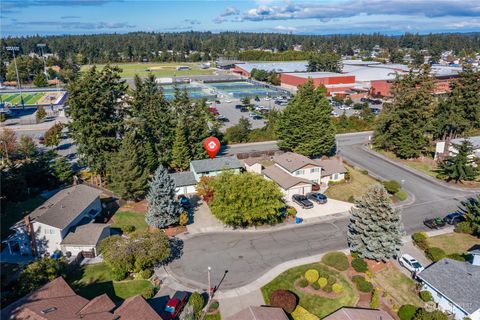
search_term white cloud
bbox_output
[273,25,297,32]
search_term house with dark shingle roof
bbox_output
[170,156,242,196]
[2,184,109,257]
[417,258,480,320]
[227,306,288,320]
[322,307,394,320]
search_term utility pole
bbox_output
[37,43,49,82]
[207,266,212,302]
[6,46,24,108]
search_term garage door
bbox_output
[287,187,304,198]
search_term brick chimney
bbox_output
[24,216,38,257]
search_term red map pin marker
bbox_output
[204,136,221,159]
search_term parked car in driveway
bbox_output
[165,291,188,319]
[443,212,465,225]
[307,192,327,204]
[292,194,314,209]
[423,217,447,229]
[398,254,424,273]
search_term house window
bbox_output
[310,168,320,173]
[333,173,339,180]
[295,169,305,176]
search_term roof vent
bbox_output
[41,307,57,314]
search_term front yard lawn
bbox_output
[325,165,379,202]
[261,263,357,318]
[111,210,148,233]
[376,150,438,178]
[67,263,152,301]
[427,232,479,255]
[1,195,46,240]
[371,265,423,307]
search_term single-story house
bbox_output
[170,156,243,196]
[322,307,393,320]
[2,184,109,257]
[435,136,480,160]
[227,306,288,320]
[417,257,480,320]
[0,277,163,320]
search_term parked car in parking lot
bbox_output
[370,108,381,115]
[165,291,188,319]
[240,107,248,112]
[235,104,243,109]
[398,254,424,273]
[292,194,314,209]
[443,212,465,225]
[217,115,229,122]
[307,192,327,204]
[423,217,447,229]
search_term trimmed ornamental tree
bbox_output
[145,165,182,228]
[347,184,405,261]
[276,81,336,157]
[269,289,297,313]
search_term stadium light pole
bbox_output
[37,43,49,82]
[6,46,24,108]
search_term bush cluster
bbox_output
[312,281,321,290]
[139,269,152,279]
[123,224,135,233]
[304,269,319,283]
[141,287,155,299]
[455,221,474,234]
[269,290,297,313]
[332,283,343,293]
[318,277,328,288]
[351,275,373,293]
[321,252,349,271]
[425,247,446,262]
[370,288,380,308]
[351,258,368,272]
[447,253,466,261]
[412,232,428,250]
[298,278,308,288]
[286,207,297,216]
[419,290,433,302]
[398,304,419,320]
[291,306,320,320]
[188,292,205,313]
[382,180,401,194]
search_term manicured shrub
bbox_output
[323,284,333,293]
[327,275,336,285]
[123,224,135,233]
[351,252,359,259]
[287,207,297,216]
[395,190,408,201]
[291,306,320,320]
[382,180,401,194]
[357,280,374,293]
[351,275,365,284]
[298,278,308,288]
[419,290,433,302]
[188,292,205,313]
[351,258,368,272]
[141,287,155,299]
[140,269,152,279]
[447,253,466,261]
[311,281,321,290]
[304,269,319,283]
[398,304,418,320]
[111,269,127,281]
[321,252,349,271]
[412,232,429,250]
[360,169,369,175]
[318,277,328,288]
[209,300,219,311]
[425,247,446,262]
[269,289,297,313]
[332,283,343,293]
[455,221,474,235]
[370,288,380,308]
[179,212,189,226]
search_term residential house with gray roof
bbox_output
[3,184,109,257]
[417,258,480,320]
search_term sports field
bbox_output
[80,62,215,78]
[0,91,66,106]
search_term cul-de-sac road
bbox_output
[168,132,479,290]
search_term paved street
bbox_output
[167,131,479,291]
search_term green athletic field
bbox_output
[1,92,56,106]
[80,62,215,78]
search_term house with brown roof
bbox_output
[322,307,394,320]
[227,306,289,320]
[2,184,110,258]
[1,277,163,320]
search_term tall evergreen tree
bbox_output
[33,72,48,87]
[52,157,74,183]
[347,184,404,261]
[374,65,436,159]
[145,165,182,228]
[68,65,126,176]
[437,140,479,182]
[108,132,149,200]
[276,81,335,157]
[170,118,191,171]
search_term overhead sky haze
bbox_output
[1,0,480,36]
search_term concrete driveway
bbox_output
[289,198,353,221]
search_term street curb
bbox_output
[361,146,480,193]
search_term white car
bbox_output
[264,97,271,101]
[225,99,232,103]
[398,254,424,273]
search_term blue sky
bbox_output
[1,0,480,36]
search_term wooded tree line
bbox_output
[68,66,216,200]
[2,32,479,65]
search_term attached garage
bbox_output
[60,223,110,257]
[284,183,313,198]
[262,165,313,199]
[170,172,198,196]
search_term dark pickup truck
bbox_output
[292,194,314,209]
[423,217,446,229]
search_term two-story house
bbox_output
[3,184,109,257]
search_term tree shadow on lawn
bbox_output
[158,237,184,266]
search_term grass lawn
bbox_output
[325,165,380,202]
[261,263,357,318]
[111,210,148,233]
[376,150,438,178]
[67,263,152,301]
[427,232,480,255]
[1,195,46,240]
[80,62,215,78]
[205,313,221,320]
[372,266,423,307]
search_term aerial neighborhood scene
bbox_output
[1,0,480,319]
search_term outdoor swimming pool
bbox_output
[208,81,282,98]
[160,84,216,100]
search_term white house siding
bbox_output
[175,185,196,196]
[422,284,471,320]
[321,173,346,186]
[33,222,63,255]
[276,164,322,184]
[62,245,96,257]
[470,309,480,320]
[285,183,312,198]
[245,163,263,174]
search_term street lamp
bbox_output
[37,43,49,82]
[207,266,212,302]
[6,46,24,108]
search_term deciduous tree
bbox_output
[44,123,63,148]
